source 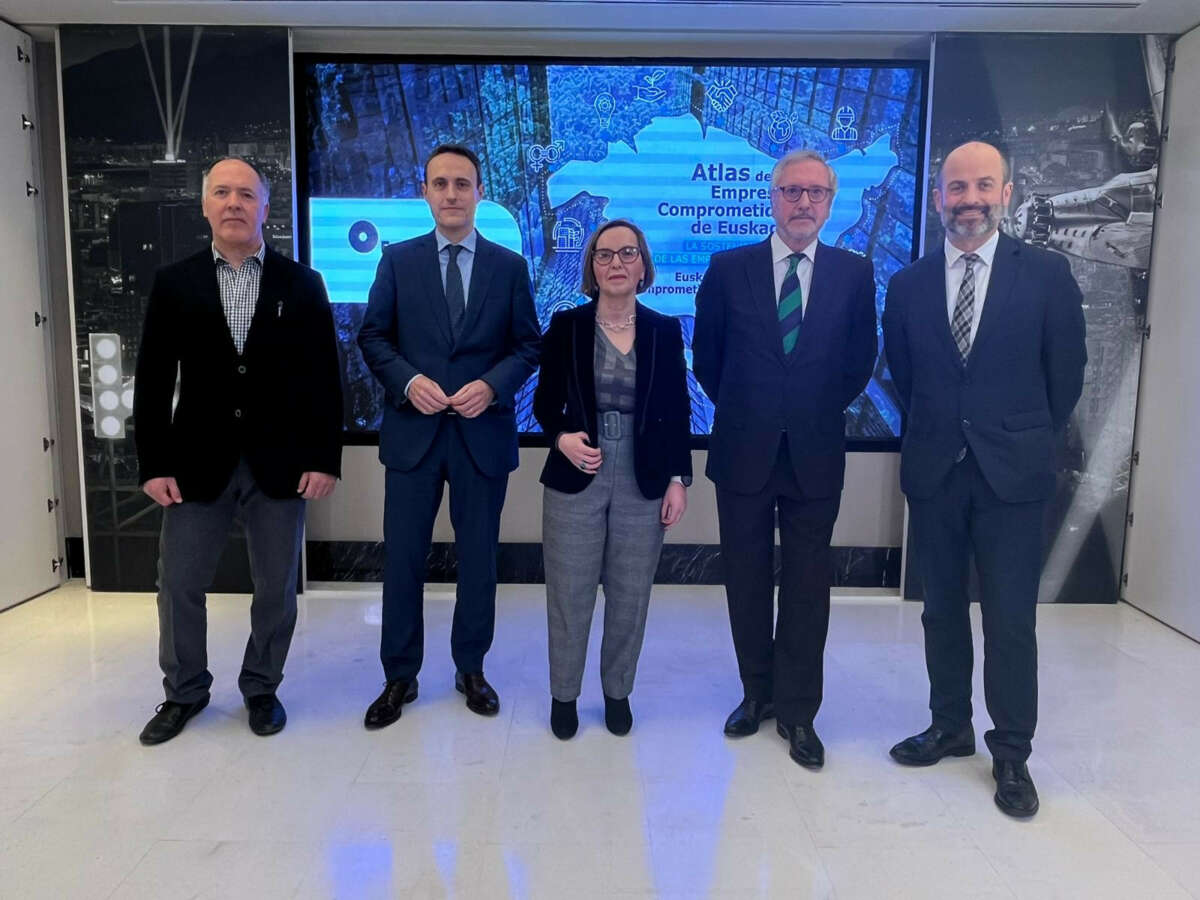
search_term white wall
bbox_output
[1122,25,1200,639]
[306,447,904,547]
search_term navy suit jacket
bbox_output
[134,246,343,502]
[693,238,878,497]
[881,233,1088,503]
[357,230,541,478]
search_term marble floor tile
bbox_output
[1,582,1199,898]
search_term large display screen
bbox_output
[297,56,927,443]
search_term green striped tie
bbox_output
[778,253,805,355]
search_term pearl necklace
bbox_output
[596,313,636,331]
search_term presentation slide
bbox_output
[298,57,927,441]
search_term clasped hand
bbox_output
[409,375,494,418]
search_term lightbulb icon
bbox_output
[594,92,616,129]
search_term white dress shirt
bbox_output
[944,229,999,346]
[771,231,818,312]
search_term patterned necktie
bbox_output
[951,252,979,363]
[445,244,466,337]
[778,252,805,355]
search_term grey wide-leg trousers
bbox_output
[543,413,666,702]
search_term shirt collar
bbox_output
[771,231,819,266]
[436,229,477,255]
[212,241,265,267]
[944,229,999,269]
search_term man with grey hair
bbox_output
[694,148,877,769]
[134,157,343,744]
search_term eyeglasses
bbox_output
[593,245,640,264]
[773,184,832,203]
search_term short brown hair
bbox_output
[579,219,656,300]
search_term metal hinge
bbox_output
[50,556,63,572]
[34,311,44,327]
[42,436,54,451]
[1127,512,1134,527]
[46,497,59,513]
[1142,324,1151,340]
[17,46,30,64]
[26,182,38,197]
[1132,450,1140,465]
[1122,571,1129,587]
[21,114,33,131]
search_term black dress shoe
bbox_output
[604,694,633,736]
[551,698,578,740]
[139,695,209,745]
[723,697,775,737]
[777,721,825,769]
[364,678,418,730]
[889,724,976,767]
[993,759,1039,818]
[246,693,286,736]
[455,671,500,716]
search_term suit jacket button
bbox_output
[234,409,243,418]
[961,417,971,429]
[237,365,247,374]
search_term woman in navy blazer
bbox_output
[534,219,692,739]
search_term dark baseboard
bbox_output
[65,537,86,578]
[305,541,901,588]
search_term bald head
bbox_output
[933,140,1013,251]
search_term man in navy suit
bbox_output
[357,144,540,728]
[882,141,1087,817]
[694,149,878,769]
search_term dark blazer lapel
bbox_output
[244,247,283,353]
[458,233,497,343]
[920,247,962,366]
[745,239,784,363]
[418,231,454,347]
[195,250,238,356]
[633,303,654,430]
[966,234,1019,365]
[574,304,598,436]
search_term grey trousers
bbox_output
[156,459,305,703]
[543,413,666,701]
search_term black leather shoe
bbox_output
[604,694,633,736]
[364,678,418,730]
[139,696,209,745]
[246,693,286,736]
[777,721,825,769]
[889,724,976,767]
[455,671,500,716]
[993,759,1039,818]
[551,698,578,740]
[723,697,775,737]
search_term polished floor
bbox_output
[1,581,1199,899]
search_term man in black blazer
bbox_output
[134,157,343,744]
[882,141,1087,817]
[694,149,878,769]
[357,144,540,727]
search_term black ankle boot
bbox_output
[604,694,632,736]
[551,698,578,740]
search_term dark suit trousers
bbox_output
[381,416,509,681]
[716,436,841,726]
[156,458,305,703]
[908,450,1044,762]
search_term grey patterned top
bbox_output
[594,324,636,413]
